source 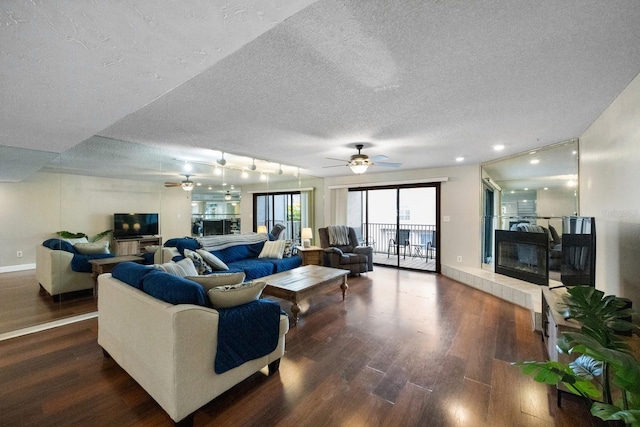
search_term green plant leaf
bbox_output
[514,361,601,399]
[570,355,603,380]
[90,229,112,242]
[56,231,87,239]
[591,403,640,426]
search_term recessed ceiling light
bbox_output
[493,144,505,151]
[544,187,549,190]
[530,159,540,164]
[524,188,529,191]
[529,151,537,155]
[183,162,192,172]
[455,157,464,162]
[510,190,515,194]
[572,150,577,155]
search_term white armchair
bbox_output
[35,244,94,301]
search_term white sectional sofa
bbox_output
[97,271,289,425]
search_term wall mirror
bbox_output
[480,139,579,267]
[0,138,313,337]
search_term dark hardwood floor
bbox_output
[0,267,604,426]
[0,270,97,335]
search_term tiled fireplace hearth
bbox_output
[442,264,559,332]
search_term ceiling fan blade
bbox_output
[164,182,181,187]
[376,162,402,168]
[325,157,349,162]
[322,164,347,168]
[370,155,388,162]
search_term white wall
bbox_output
[322,164,482,269]
[580,71,640,308]
[0,172,191,269]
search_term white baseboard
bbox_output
[0,312,98,341]
[0,263,36,273]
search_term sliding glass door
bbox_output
[347,183,440,273]
[254,191,311,245]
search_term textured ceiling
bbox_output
[2,0,640,186]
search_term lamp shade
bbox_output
[257,225,268,234]
[301,228,313,239]
[301,227,313,248]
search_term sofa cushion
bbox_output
[183,249,213,274]
[142,270,209,307]
[270,255,303,273]
[176,238,201,255]
[258,240,285,259]
[186,272,246,291]
[62,236,89,246]
[207,280,267,309]
[196,249,229,271]
[112,262,155,289]
[74,241,110,255]
[226,259,275,281]
[283,240,294,258]
[155,258,199,277]
[213,242,264,264]
[42,238,75,253]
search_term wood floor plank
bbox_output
[0,267,604,426]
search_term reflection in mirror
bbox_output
[0,136,319,338]
[480,139,579,280]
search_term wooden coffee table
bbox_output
[89,255,145,296]
[260,265,350,322]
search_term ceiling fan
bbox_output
[164,175,195,191]
[325,144,402,174]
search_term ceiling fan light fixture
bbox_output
[349,163,369,174]
[217,152,226,166]
[224,191,232,200]
[181,182,194,191]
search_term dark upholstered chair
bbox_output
[318,226,373,275]
[270,224,286,240]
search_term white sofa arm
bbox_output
[154,247,180,264]
[35,245,94,298]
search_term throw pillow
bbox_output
[207,281,267,309]
[74,241,110,255]
[196,249,229,271]
[258,240,286,259]
[282,239,293,258]
[63,237,89,246]
[183,248,212,275]
[154,257,199,278]
[186,272,246,291]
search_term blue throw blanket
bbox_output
[214,299,283,374]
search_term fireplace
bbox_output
[495,230,549,285]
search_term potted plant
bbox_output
[515,286,640,426]
[56,229,112,242]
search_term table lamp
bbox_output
[257,225,267,234]
[301,228,313,248]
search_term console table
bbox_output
[112,235,162,256]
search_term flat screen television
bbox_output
[113,213,159,238]
[560,216,596,287]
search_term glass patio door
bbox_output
[347,184,439,273]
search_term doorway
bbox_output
[347,183,440,273]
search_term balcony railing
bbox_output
[359,223,436,254]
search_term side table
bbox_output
[89,255,145,296]
[296,246,324,266]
